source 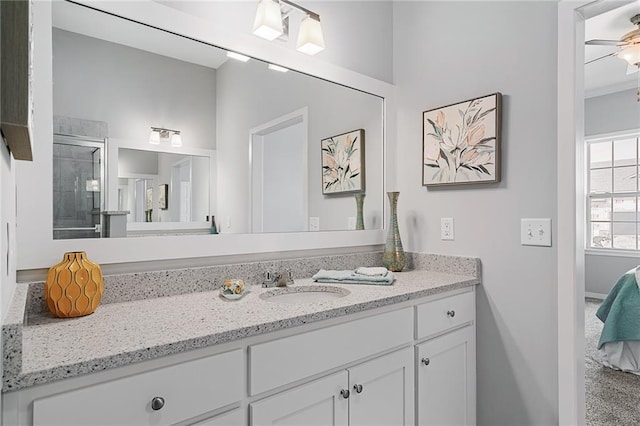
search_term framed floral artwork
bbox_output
[158,184,168,210]
[321,129,365,195]
[422,92,502,186]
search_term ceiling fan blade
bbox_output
[585,52,616,65]
[626,64,639,75]
[585,39,626,46]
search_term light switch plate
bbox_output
[309,217,320,232]
[521,218,552,247]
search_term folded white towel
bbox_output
[355,267,389,277]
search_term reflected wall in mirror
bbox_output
[51,0,384,238]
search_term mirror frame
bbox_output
[17,0,395,271]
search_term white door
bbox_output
[250,371,349,426]
[416,326,476,426]
[348,347,414,426]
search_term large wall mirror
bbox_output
[51,0,384,239]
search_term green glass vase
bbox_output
[382,191,405,272]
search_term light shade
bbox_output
[297,14,325,55]
[619,44,640,66]
[149,129,160,145]
[171,133,183,147]
[253,0,283,41]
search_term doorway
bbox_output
[52,134,105,239]
[250,108,309,233]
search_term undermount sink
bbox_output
[260,285,350,304]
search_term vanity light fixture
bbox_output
[149,127,182,147]
[252,0,325,55]
[268,63,289,72]
[226,51,251,62]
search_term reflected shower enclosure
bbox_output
[52,135,105,239]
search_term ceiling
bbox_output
[585,1,640,98]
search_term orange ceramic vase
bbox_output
[45,252,104,318]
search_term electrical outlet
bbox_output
[309,217,320,232]
[347,217,356,230]
[441,217,454,240]
[521,218,552,247]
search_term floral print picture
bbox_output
[322,129,365,195]
[423,93,502,186]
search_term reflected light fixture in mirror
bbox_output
[253,0,325,55]
[227,51,251,62]
[620,44,640,67]
[268,63,289,72]
[149,127,183,147]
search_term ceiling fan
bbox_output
[586,13,640,74]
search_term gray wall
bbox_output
[53,28,216,150]
[393,2,558,425]
[585,255,638,296]
[584,89,640,295]
[585,89,640,137]
[216,59,383,233]
[159,0,394,84]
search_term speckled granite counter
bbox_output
[2,253,480,392]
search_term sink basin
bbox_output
[260,285,350,304]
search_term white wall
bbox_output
[393,2,558,425]
[158,0,394,84]
[53,28,217,150]
[585,89,640,137]
[216,59,383,233]
[584,89,640,295]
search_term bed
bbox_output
[596,267,640,375]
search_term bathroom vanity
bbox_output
[2,254,479,426]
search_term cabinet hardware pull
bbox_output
[447,310,456,318]
[353,384,363,393]
[421,358,430,366]
[151,396,165,410]
[340,389,350,399]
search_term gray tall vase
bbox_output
[382,191,405,272]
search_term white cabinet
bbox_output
[32,350,243,426]
[250,371,349,426]
[349,347,414,426]
[191,409,244,426]
[250,348,414,426]
[416,326,476,426]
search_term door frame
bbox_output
[557,1,635,424]
[249,107,309,233]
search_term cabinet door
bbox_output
[250,371,348,426]
[348,347,414,426]
[191,408,243,425]
[416,326,476,426]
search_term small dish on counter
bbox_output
[220,279,246,300]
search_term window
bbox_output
[587,134,640,250]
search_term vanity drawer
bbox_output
[249,307,413,395]
[33,349,243,426]
[415,290,475,340]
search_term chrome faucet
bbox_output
[262,269,294,288]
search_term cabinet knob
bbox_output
[340,389,350,399]
[447,310,456,318]
[353,384,363,393]
[151,396,165,411]
[421,357,430,366]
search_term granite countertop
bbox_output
[2,256,480,392]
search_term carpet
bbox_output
[585,298,640,425]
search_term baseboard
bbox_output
[585,291,607,300]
